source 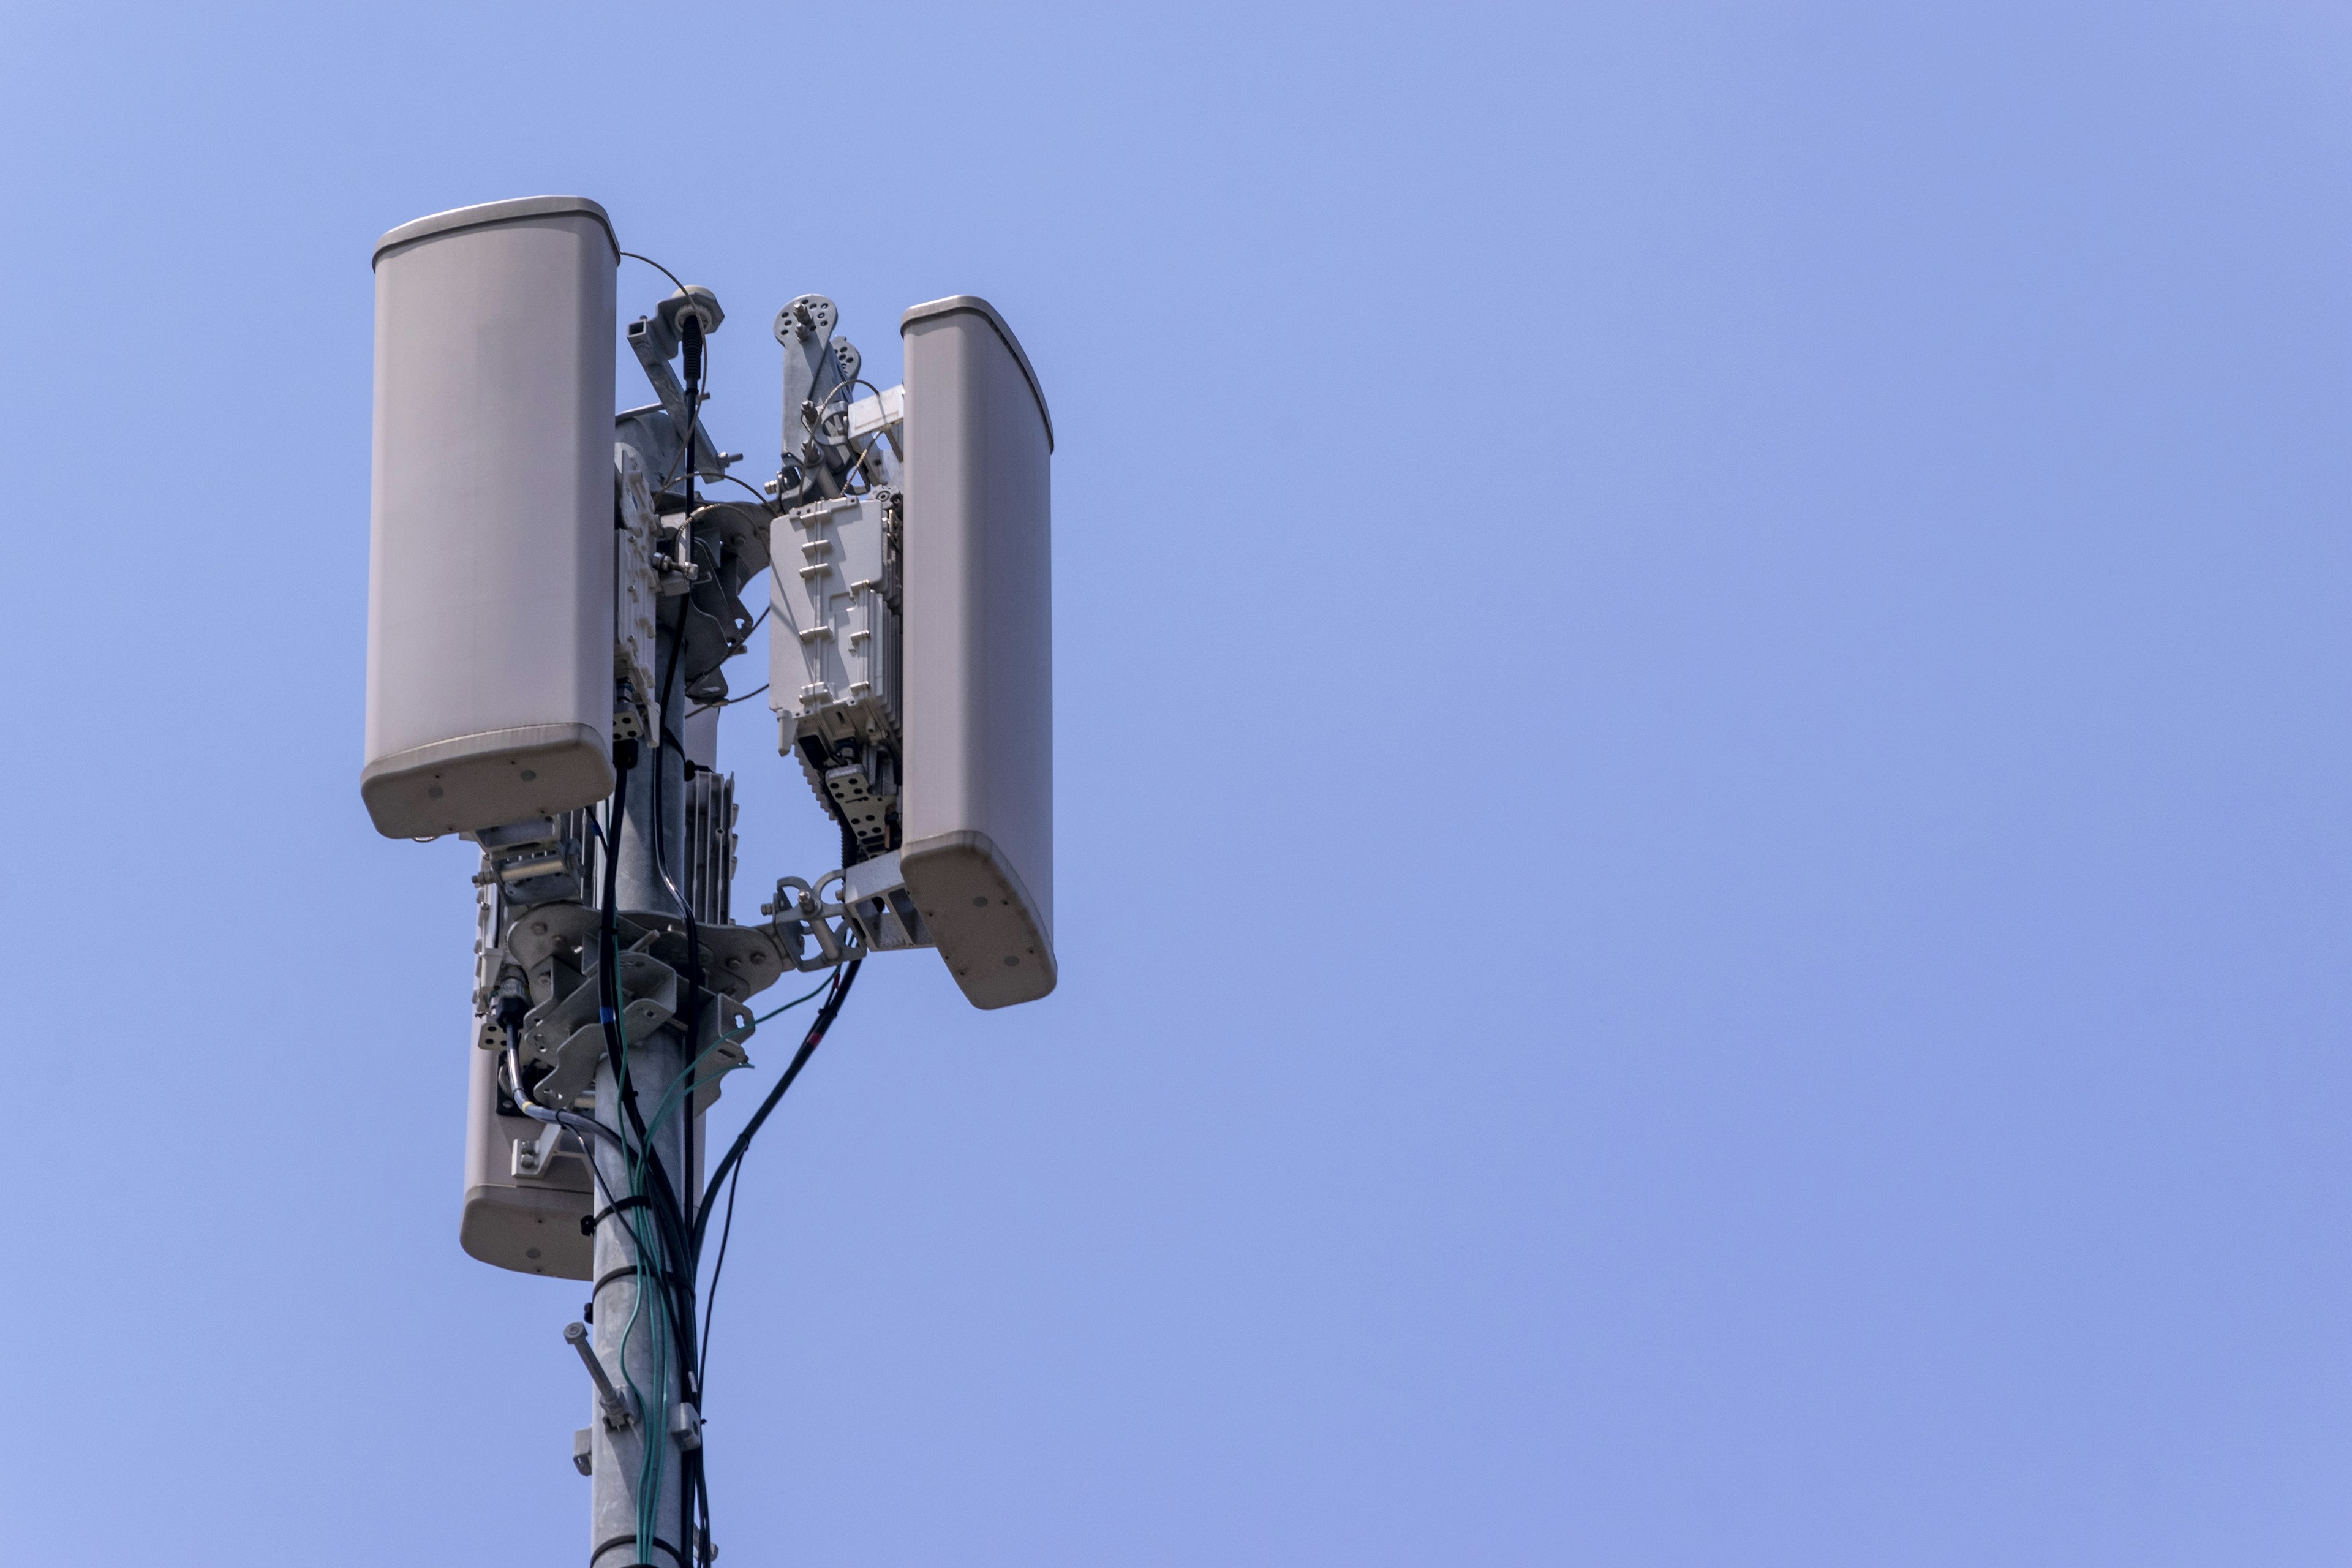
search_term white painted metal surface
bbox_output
[898,296,1057,1008]
[363,195,619,837]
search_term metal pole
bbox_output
[590,620,692,1568]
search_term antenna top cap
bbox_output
[658,286,723,339]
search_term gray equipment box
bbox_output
[363,196,619,839]
[898,297,1057,1008]
[771,492,905,855]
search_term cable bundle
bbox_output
[502,754,861,1566]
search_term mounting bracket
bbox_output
[763,848,935,971]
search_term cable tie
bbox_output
[592,1532,683,1567]
[585,1196,654,1235]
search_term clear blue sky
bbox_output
[2,2,2347,1563]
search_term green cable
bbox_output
[637,1182,668,1558]
[641,972,837,1146]
[610,996,654,1559]
[607,998,674,1562]
[605,965,835,1561]
[628,973,833,1558]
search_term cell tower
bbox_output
[362,195,1055,1567]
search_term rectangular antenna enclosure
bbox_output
[461,1030,594,1280]
[899,296,1057,1008]
[459,1035,717,1278]
[363,195,619,839]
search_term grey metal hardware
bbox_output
[565,1321,638,1430]
[670,1403,703,1452]
[364,204,1058,1566]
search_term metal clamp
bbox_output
[760,850,933,972]
[511,1117,573,1178]
[471,818,584,907]
[565,1321,638,1430]
[670,1402,703,1452]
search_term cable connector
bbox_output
[493,973,531,1033]
[564,1321,638,1430]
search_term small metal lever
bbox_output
[565,1321,638,1428]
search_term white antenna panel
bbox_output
[362,196,619,839]
[898,297,1057,1008]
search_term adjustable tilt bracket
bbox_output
[762,849,933,971]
